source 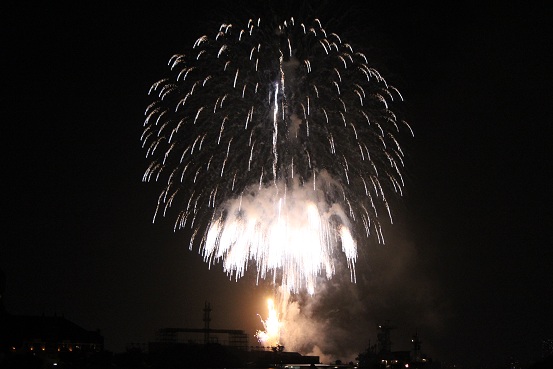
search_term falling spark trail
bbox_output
[142,16,412,295]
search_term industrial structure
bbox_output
[357,320,434,369]
[148,301,319,367]
[149,302,249,351]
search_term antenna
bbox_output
[203,301,212,344]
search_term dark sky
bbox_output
[2,1,552,368]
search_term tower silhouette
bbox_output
[203,301,212,344]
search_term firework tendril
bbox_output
[142,17,413,294]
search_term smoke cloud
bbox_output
[279,222,450,364]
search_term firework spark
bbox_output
[142,16,412,294]
[256,298,282,347]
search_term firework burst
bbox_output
[256,298,282,347]
[142,16,412,294]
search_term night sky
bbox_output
[3,1,552,368]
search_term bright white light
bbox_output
[203,181,357,294]
[256,298,281,346]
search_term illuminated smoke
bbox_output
[203,177,356,294]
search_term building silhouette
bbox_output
[357,321,434,369]
[148,301,319,368]
[0,268,103,367]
